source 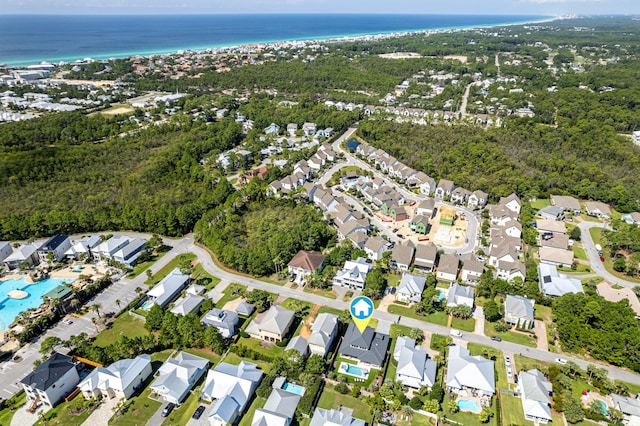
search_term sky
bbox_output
[1,0,639,15]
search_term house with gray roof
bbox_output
[505,295,535,329]
[446,345,495,396]
[435,179,455,198]
[585,201,612,218]
[202,361,263,425]
[285,336,310,357]
[112,238,147,267]
[338,323,389,369]
[21,352,80,410]
[0,241,11,264]
[391,243,415,271]
[310,408,366,426]
[364,236,390,261]
[308,313,338,357]
[500,193,522,215]
[170,294,205,316]
[538,205,565,221]
[611,394,640,426]
[396,273,426,304]
[96,235,130,259]
[236,302,256,317]
[415,198,436,218]
[437,253,459,282]
[518,369,553,424]
[446,283,474,308]
[252,387,302,426]
[146,268,190,309]
[79,354,152,400]
[551,195,581,213]
[150,352,208,404]
[64,235,101,260]
[468,190,488,209]
[201,308,239,338]
[413,243,438,272]
[393,336,416,361]
[396,344,437,390]
[4,243,39,269]
[245,306,295,343]
[333,258,372,290]
[538,263,583,297]
[460,253,485,285]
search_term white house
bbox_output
[395,345,437,390]
[611,394,640,426]
[287,250,324,282]
[4,244,39,269]
[308,313,339,357]
[252,387,302,426]
[37,234,71,263]
[146,268,190,309]
[500,193,521,215]
[96,236,130,259]
[435,179,455,198]
[446,345,495,396]
[396,273,426,304]
[201,308,239,338]
[21,352,80,411]
[505,295,535,329]
[309,408,366,426]
[170,294,205,316]
[333,258,372,290]
[150,352,209,404]
[518,369,553,424]
[245,306,295,343]
[78,354,152,400]
[436,253,459,282]
[538,263,584,297]
[0,241,12,263]
[446,283,474,308]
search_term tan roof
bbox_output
[438,253,460,275]
[596,283,640,317]
[551,195,581,211]
[287,250,325,272]
[536,219,566,234]
[585,201,612,215]
[392,244,415,266]
[539,247,574,266]
[540,233,569,250]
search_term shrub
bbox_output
[335,382,349,394]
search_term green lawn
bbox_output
[147,254,196,284]
[387,304,448,326]
[235,336,285,359]
[317,306,346,317]
[109,386,161,426]
[513,354,550,373]
[395,413,437,426]
[451,316,475,332]
[237,396,266,426]
[572,246,588,261]
[182,347,222,365]
[317,387,371,420]
[484,322,537,348]
[279,297,313,314]
[530,198,551,210]
[443,393,498,426]
[222,352,273,374]
[501,394,532,426]
[94,313,149,347]
[161,377,207,425]
[34,396,98,426]
[389,323,414,337]
[303,286,337,299]
[384,272,402,288]
[128,250,169,278]
[0,391,25,426]
[192,263,221,290]
[215,283,247,308]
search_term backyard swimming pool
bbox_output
[596,399,609,416]
[339,362,369,379]
[282,381,306,396]
[457,399,481,413]
[0,277,73,331]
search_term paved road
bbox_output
[577,221,637,288]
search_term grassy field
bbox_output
[451,316,475,332]
[279,297,313,314]
[128,250,169,277]
[317,306,346,317]
[147,254,196,285]
[34,396,97,426]
[387,304,448,326]
[235,336,285,359]
[484,322,537,347]
[395,413,437,426]
[384,272,403,288]
[303,286,337,299]
[109,383,162,426]
[222,352,273,373]
[182,347,222,365]
[501,394,532,426]
[94,313,149,347]
[192,263,221,290]
[317,387,371,420]
[530,198,551,210]
[215,283,247,308]
[100,103,135,116]
[0,391,25,426]
[237,396,266,426]
[572,246,588,261]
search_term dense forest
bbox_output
[357,120,640,211]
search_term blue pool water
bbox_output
[596,399,609,416]
[437,290,446,302]
[458,399,481,413]
[340,362,368,378]
[0,277,73,331]
[141,301,155,310]
[282,382,306,396]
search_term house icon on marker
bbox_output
[352,298,373,319]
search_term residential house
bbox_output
[413,173,436,195]
[96,236,130,259]
[287,250,324,281]
[446,283,474,308]
[537,263,584,297]
[415,199,436,218]
[64,235,101,260]
[0,241,12,263]
[446,345,495,396]
[436,253,459,282]
[489,240,519,267]
[146,268,190,309]
[518,369,553,424]
[285,336,309,357]
[236,302,256,318]
[170,294,205,316]
[413,243,438,273]
[536,219,567,235]
[337,220,369,241]
[468,190,488,209]
[252,387,301,426]
[390,243,415,271]
[435,179,455,198]
[364,237,390,261]
[496,260,526,282]
[21,352,80,410]
[333,258,372,290]
[264,123,280,136]
[308,313,339,357]
[538,247,574,268]
[539,231,569,250]
[393,336,416,361]
[505,295,535,329]
[396,345,437,390]
[4,244,39,269]
[202,361,263,425]
[596,283,640,319]
[451,187,471,205]
[309,408,366,426]
[502,219,522,239]
[396,273,427,304]
[245,306,295,343]
[112,238,147,267]
[149,352,209,404]
[302,122,317,136]
[622,212,640,226]
[538,205,565,221]
[550,195,581,213]
[78,354,152,400]
[37,234,71,263]
[585,201,612,219]
[460,253,485,285]
[489,205,519,226]
[338,323,390,369]
[409,215,431,235]
[611,394,640,426]
[286,123,298,136]
[500,193,521,215]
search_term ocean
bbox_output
[0,14,551,66]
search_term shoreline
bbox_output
[1,14,557,67]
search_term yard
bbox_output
[572,246,588,261]
[109,382,162,426]
[387,304,449,326]
[161,376,207,425]
[222,352,273,374]
[215,283,247,308]
[0,391,25,426]
[237,396,266,426]
[451,316,475,332]
[192,263,221,290]
[317,387,371,420]
[182,347,222,365]
[127,249,169,278]
[500,394,532,426]
[94,313,150,347]
[303,285,337,299]
[34,396,98,426]
[235,336,285,360]
[442,393,498,426]
[484,322,537,347]
[334,356,379,388]
[394,413,437,426]
[530,198,551,210]
[147,253,196,285]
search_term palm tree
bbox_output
[91,317,99,333]
[91,303,102,319]
[115,299,121,311]
[70,298,80,311]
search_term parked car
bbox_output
[162,403,175,417]
[505,356,511,366]
[396,233,404,239]
[390,287,396,295]
[192,405,205,419]
[507,368,512,377]
[555,358,568,365]
[449,329,462,337]
[392,228,399,232]
[63,319,73,325]
[490,336,502,342]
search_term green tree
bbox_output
[563,398,585,423]
[145,304,164,331]
[422,399,439,413]
[569,226,581,241]
[479,406,494,423]
[40,336,61,355]
[483,299,501,322]
[363,268,387,300]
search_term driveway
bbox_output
[533,320,549,351]
[472,306,485,336]
[81,397,121,426]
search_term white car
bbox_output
[555,358,568,365]
[507,368,512,377]
[449,329,462,337]
[505,356,511,366]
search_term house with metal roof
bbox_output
[338,323,389,369]
[446,283,474,308]
[201,308,239,338]
[333,258,372,290]
[396,344,437,390]
[396,273,426,304]
[505,295,535,329]
[4,243,39,269]
[78,354,152,400]
[202,361,263,425]
[149,352,208,404]
[308,313,339,357]
[146,268,190,309]
[96,236,130,259]
[37,234,71,263]
[611,394,640,426]
[517,369,553,424]
[113,238,147,267]
[64,235,101,260]
[252,387,302,426]
[309,408,366,426]
[245,306,295,343]
[21,352,80,410]
[538,263,583,297]
[446,345,495,396]
[285,336,310,357]
[171,294,206,316]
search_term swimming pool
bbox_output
[339,362,369,379]
[282,381,306,396]
[437,290,446,302]
[457,399,481,413]
[596,399,609,416]
[0,277,73,331]
[141,300,155,310]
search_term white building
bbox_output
[333,258,372,290]
[21,352,80,411]
[78,354,152,400]
[396,273,426,304]
[149,352,209,404]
